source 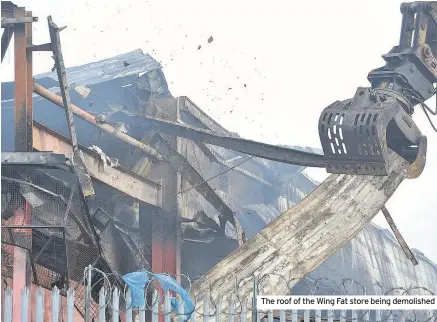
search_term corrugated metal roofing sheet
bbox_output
[36,49,161,88]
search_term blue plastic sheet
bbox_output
[153,273,194,321]
[122,271,149,308]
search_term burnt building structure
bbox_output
[2,48,436,320]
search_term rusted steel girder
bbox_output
[14,8,32,152]
[32,121,162,207]
[189,154,409,322]
[33,82,163,161]
[11,7,34,322]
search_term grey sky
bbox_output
[1,0,436,263]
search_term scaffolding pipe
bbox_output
[33,81,163,161]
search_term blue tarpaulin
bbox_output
[152,273,194,321]
[122,271,149,308]
[122,271,194,321]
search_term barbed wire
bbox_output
[80,267,437,322]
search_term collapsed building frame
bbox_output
[2,1,436,321]
[2,2,308,318]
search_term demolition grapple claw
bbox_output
[319,1,437,176]
[319,88,427,175]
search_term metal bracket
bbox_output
[1,16,37,27]
[406,136,427,179]
[27,42,52,52]
[1,152,68,167]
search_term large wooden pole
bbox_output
[189,155,408,321]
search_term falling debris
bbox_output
[207,36,213,43]
[244,84,247,87]
[197,45,201,50]
[123,61,129,67]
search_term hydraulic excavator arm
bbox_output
[319,1,437,177]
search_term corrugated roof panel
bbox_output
[35,49,162,88]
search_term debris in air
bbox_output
[197,45,201,50]
[208,36,213,43]
[123,61,129,67]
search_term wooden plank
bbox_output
[32,121,161,207]
[189,155,408,322]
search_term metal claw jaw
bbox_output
[318,87,427,177]
[406,135,427,179]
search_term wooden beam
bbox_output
[32,121,162,207]
[189,155,408,321]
